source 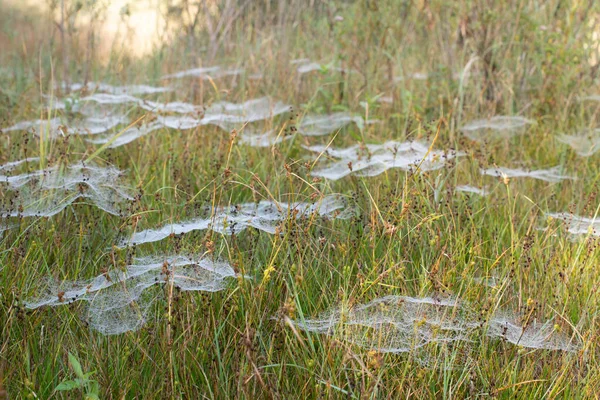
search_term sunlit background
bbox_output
[5,0,165,57]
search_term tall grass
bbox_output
[1,0,600,398]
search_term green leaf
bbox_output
[331,104,349,112]
[55,379,81,391]
[348,130,362,142]
[88,380,100,394]
[68,352,85,379]
[83,371,97,380]
[85,394,100,400]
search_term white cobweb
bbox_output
[460,116,535,141]
[580,95,600,102]
[393,70,476,83]
[80,93,142,105]
[78,94,201,115]
[118,194,354,247]
[50,95,175,118]
[238,129,294,147]
[24,255,237,335]
[0,157,40,173]
[0,222,17,234]
[481,166,576,183]
[201,97,290,127]
[161,66,243,80]
[152,97,290,132]
[98,84,173,95]
[0,161,133,217]
[154,106,367,141]
[298,112,365,137]
[393,72,430,82]
[56,81,173,95]
[86,121,163,148]
[2,118,61,135]
[305,141,463,181]
[2,114,127,137]
[556,130,600,157]
[156,115,203,130]
[5,97,290,148]
[546,212,600,237]
[292,295,578,355]
[139,100,201,114]
[472,276,499,288]
[64,115,127,136]
[294,60,354,75]
[455,185,488,196]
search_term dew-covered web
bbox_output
[472,276,499,288]
[80,93,142,105]
[79,94,201,115]
[393,72,429,82]
[292,295,578,355]
[86,121,163,148]
[455,185,488,196]
[393,70,475,83]
[119,194,354,247]
[4,95,292,148]
[298,112,365,137]
[238,128,293,147]
[0,161,133,217]
[377,96,393,104]
[139,100,201,114]
[153,97,290,131]
[201,97,290,128]
[304,141,463,181]
[2,118,62,135]
[67,115,128,136]
[156,115,204,130]
[113,85,171,95]
[48,98,107,115]
[293,59,354,75]
[546,212,600,237]
[0,157,40,173]
[581,94,600,102]
[0,222,17,234]
[155,107,367,142]
[556,129,600,157]
[161,66,243,80]
[56,81,173,95]
[2,114,127,137]
[51,94,195,120]
[460,116,535,141]
[24,255,237,335]
[98,84,173,95]
[481,166,576,183]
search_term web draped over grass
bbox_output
[0,161,133,217]
[118,194,355,247]
[86,121,164,148]
[556,129,600,157]
[546,212,600,237]
[455,185,488,196]
[293,295,579,355]
[0,55,590,362]
[304,141,464,180]
[24,256,238,335]
[460,116,535,141]
[480,166,576,183]
[2,115,127,137]
[297,112,365,136]
[5,93,292,145]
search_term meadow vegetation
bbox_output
[1,0,600,398]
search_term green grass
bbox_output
[1,0,600,398]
